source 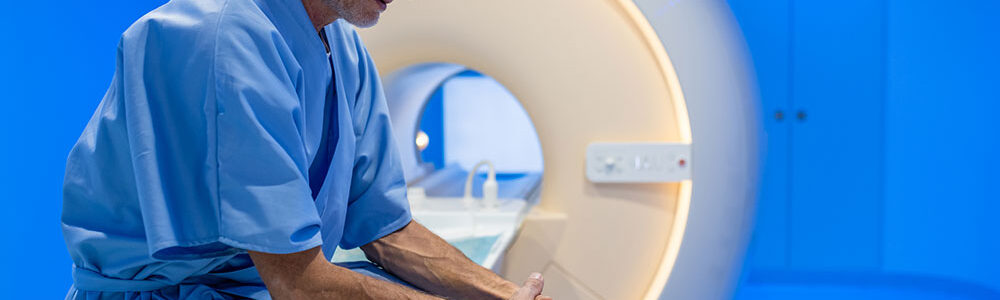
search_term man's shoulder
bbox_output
[121,0,279,55]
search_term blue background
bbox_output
[730,0,1000,298]
[0,0,997,299]
[0,1,166,297]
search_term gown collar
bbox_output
[258,0,330,59]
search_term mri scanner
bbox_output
[354,0,760,299]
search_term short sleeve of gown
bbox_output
[131,19,323,261]
[338,28,412,249]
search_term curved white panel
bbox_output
[360,0,759,298]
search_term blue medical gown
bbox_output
[60,0,411,298]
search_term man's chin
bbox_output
[344,14,380,28]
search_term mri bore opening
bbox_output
[409,69,544,201]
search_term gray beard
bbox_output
[329,0,379,28]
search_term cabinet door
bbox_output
[884,0,1000,290]
[788,0,885,270]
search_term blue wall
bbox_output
[2,0,998,298]
[0,1,165,297]
[730,0,1000,298]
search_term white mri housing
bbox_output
[361,0,759,299]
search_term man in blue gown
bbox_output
[60,0,549,299]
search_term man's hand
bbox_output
[362,221,551,299]
[509,273,552,300]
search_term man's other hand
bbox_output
[509,272,552,300]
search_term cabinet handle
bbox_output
[797,110,807,122]
[774,110,785,121]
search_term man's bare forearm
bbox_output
[361,221,519,299]
[249,247,441,300]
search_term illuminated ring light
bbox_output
[363,0,759,299]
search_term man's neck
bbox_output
[301,0,340,32]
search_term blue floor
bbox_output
[736,271,1000,300]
